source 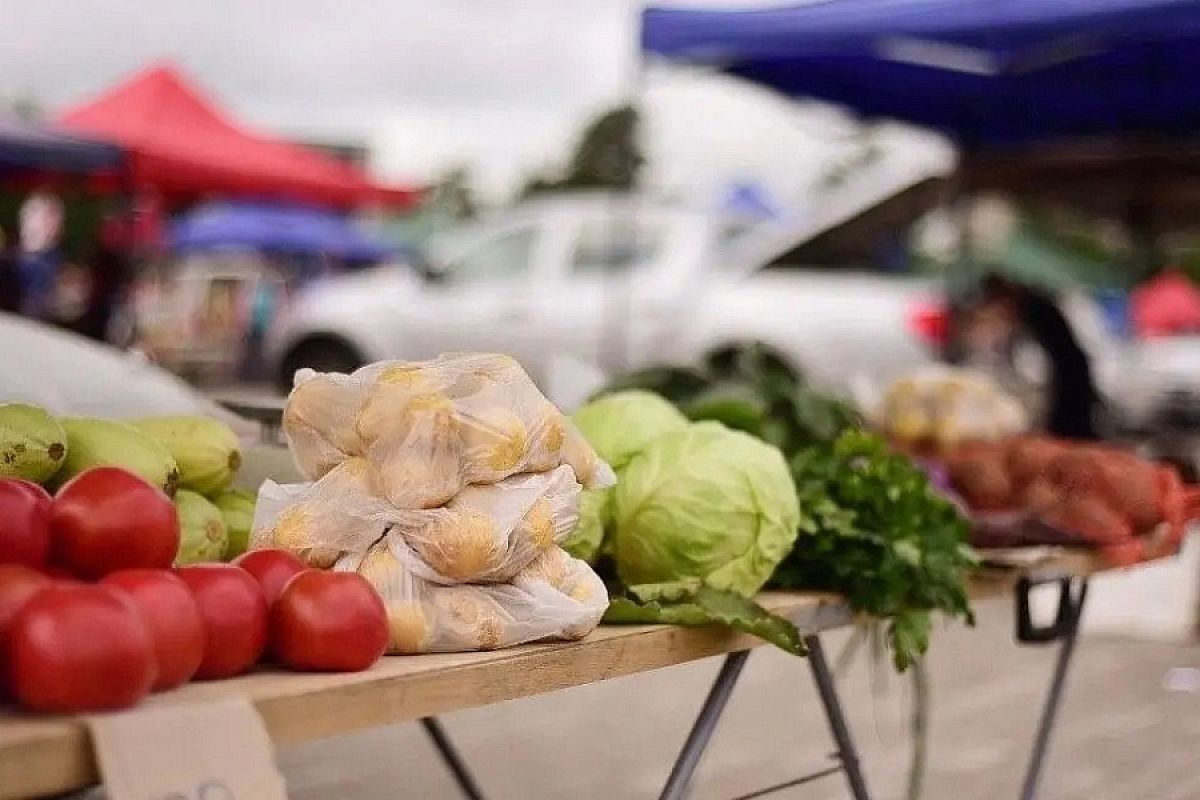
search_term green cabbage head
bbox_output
[562,488,610,563]
[572,390,688,471]
[611,421,799,596]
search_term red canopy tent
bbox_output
[58,64,418,210]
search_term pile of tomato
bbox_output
[0,467,389,714]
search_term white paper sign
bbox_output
[88,698,287,800]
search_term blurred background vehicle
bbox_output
[266,191,946,405]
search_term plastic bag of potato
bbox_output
[878,367,1029,449]
[282,354,614,506]
[250,458,401,567]
[389,464,582,584]
[252,462,582,583]
[337,543,607,653]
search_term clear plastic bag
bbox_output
[282,369,368,479]
[250,458,396,567]
[875,366,1030,447]
[255,461,582,583]
[281,354,614,505]
[339,541,608,653]
[389,464,582,584]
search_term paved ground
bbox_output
[279,589,1200,800]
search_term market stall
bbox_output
[56,65,418,211]
[0,351,1193,800]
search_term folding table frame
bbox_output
[419,573,1090,800]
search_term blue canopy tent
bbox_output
[170,201,397,262]
[644,0,1200,281]
[0,114,122,172]
[642,0,1200,150]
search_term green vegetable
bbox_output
[174,490,229,565]
[212,489,255,560]
[572,390,688,471]
[0,403,67,483]
[591,342,972,670]
[612,421,799,597]
[131,415,242,495]
[57,418,179,495]
[681,383,768,436]
[605,580,805,655]
[772,430,977,671]
[598,366,711,405]
[563,489,610,563]
[595,341,860,452]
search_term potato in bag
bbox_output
[360,388,462,509]
[430,587,507,650]
[424,572,607,652]
[283,370,367,478]
[457,405,528,484]
[561,424,616,490]
[513,547,607,640]
[342,544,433,654]
[523,402,569,473]
[350,538,607,654]
[391,465,582,584]
[250,459,397,567]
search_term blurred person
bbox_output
[18,186,65,318]
[973,273,1101,440]
[48,260,92,333]
[0,222,22,313]
[240,276,282,381]
[80,216,133,342]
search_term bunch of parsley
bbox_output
[772,429,977,671]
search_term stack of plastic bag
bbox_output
[251,354,614,653]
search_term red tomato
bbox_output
[233,549,307,606]
[0,479,52,568]
[272,571,388,672]
[0,565,51,697]
[51,467,178,579]
[101,570,205,691]
[10,583,156,712]
[175,565,268,679]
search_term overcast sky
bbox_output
[0,1,950,204]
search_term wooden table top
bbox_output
[0,548,1123,800]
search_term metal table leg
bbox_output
[422,716,486,800]
[659,650,751,800]
[1018,578,1089,800]
[806,635,872,800]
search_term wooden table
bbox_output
[0,551,1131,800]
[0,594,849,800]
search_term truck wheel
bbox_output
[278,336,363,391]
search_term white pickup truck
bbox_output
[265,194,943,406]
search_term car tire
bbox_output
[278,336,364,391]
